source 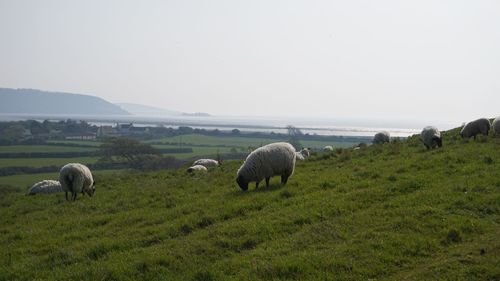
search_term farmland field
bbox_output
[0,157,99,168]
[46,140,103,147]
[0,145,97,153]
[147,134,360,149]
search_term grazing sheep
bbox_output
[186,165,208,173]
[296,148,310,160]
[27,180,62,195]
[192,159,220,168]
[421,126,442,149]
[59,163,95,201]
[460,118,491,139]
[493,117,500,136]
[236,142,296,191]
[373,131,390,144]
[323,145,333,152]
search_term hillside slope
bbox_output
[0,129,499,280]
[0,88,130,115]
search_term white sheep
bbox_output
[492,117,500,136]
[192,159,220,168]
[236,142,296,191]
[295,148,310,160]
[59,163,95,201]
[323,145,333,152]
[27,180,62,195]
[421,126,442,149]
[186,165,208,173]
[373,131,390,144]
[460,118,491,139]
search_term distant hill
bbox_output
[0,88,130,115]
[182,112,211,117]
[115,103,183,116]
[116,102,211,117]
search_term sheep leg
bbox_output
[65,192,69,201]
[265,177,270,187]
[72,192,77,201]
[281,175,289,185]
[255,181,260,189]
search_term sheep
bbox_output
[421,126,442,149]
[460,118,491,139]
[296,148,310,160]
[295,152,305,160]
[27,180,62,195]
[186,165,208,173]
[59,163,95,201]
[323,145,333,152]
[373,131,390,144]
[492,117,500,136]
[192,159,220,168]
[236,142,296,191]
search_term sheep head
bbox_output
[86,181,96,197]
[236,175,248,191]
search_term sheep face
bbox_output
[236,175,249,191]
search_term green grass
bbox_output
[0,157,100,168]
[0,145,97,153]
[163,147,234,160]
[0,130,499,280]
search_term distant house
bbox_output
[22,129,32,138]
[117,123,133,135]
[97,126,116,137]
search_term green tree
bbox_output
[99,137,160,162]
[1,124,26,142]
[286,125,303,150]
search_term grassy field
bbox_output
[0,129,499,280]
[0,157,100,168]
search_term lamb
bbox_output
[186,165,208,173]
[296,148,310,160]
[492,117,500,136]
[27,180,62,195]
[192,159,220,168]
[421,126,442,149]
[59,163,95,201]
[323,145,333,152]
[373,131,390,144]
[236,142,296,191]
[460,118,491,139]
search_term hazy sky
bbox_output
[0,0,499,124]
